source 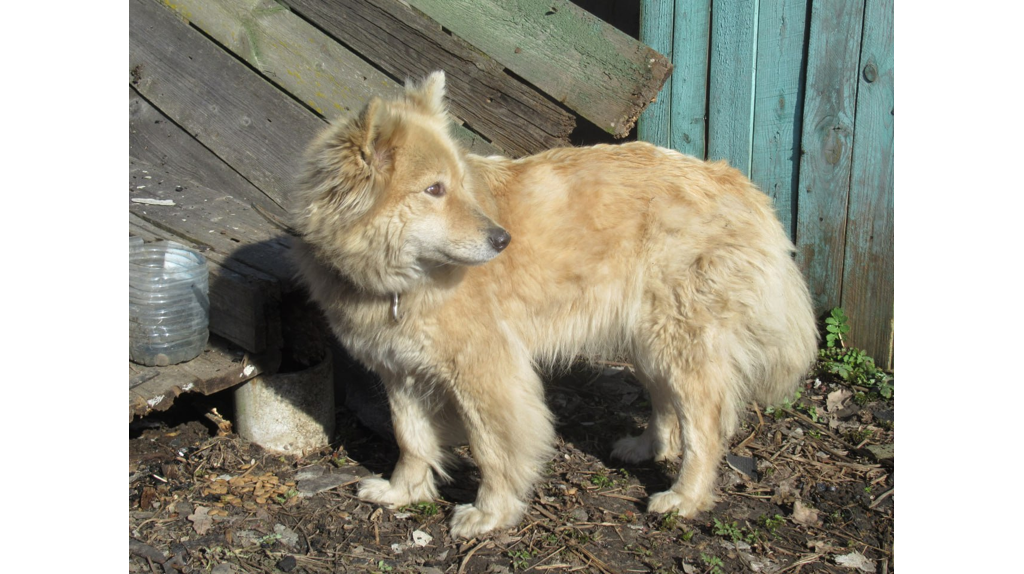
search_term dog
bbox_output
[289,72,817,538]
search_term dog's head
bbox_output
[291,71,510,294]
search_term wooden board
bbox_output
[668,1,711,158]
[128,158,294,284]
[794,0,865,313]
[286,0,574,157]
[840,0,894,363]
[130,86,288,225]
[405,0,671,137]
[129,336,268,420]
[707,0,757,176]
[637,0,674,148]
[158,0,499,158]
[130,0,323,207]
[750,0,808,240]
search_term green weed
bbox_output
[701,553,724,574]
[816,308,893,399]
[507,549,536,570]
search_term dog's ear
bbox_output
[357,98,396,173]
[405,71,447,118]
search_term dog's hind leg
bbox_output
[358,374,447,507]
[644,358,738,517]
[611,368,682,463]
[447,353,555,538]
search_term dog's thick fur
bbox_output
[290,72,818,538]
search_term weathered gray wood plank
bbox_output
[159,0,499,157]
[129,336,267,420]
[794,0,865,313]
[707,0,757,175]
[750,0,808,239]
[130,0,322,207]
[841,0,893,363]
[130,87,288,224]
[129,157,294,284]
[405,0,671,137]
[286,0,574,157]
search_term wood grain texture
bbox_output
[159,0,499,157]
[669,0,711,158]
[130,87,288,224]
[130,0,323,207]
[637,0,673,147]
[129,336,267,420]
[707,0,757,175]
[750,0,808,239]
[286,0,573,156]
[840,0,893,363]
[794,0,866,314]
[405,0,671,137]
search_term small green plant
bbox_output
[700,553,724,574]
[508,549,536,570]
[590,472,614,488]
[758,514,785,536]
[824,308,851,348]
[375,560,393,573]
[712,519,743,543]
[817,308,893,399]
[658,511,679,531]
[679,528,696,542]
[402,501,440,517]
[712,518,757,544]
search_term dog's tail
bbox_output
[745,254,819,409]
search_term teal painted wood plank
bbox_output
[750,0,808,239]
[794,0,866,314]
[405,0,672,137]
[669,0,711,158]
[840,0,893,364]
[638,0,674,147]
[707,0,757,175]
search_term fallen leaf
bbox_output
[188,506,214,535]
[827,389,852,413]
[412,530,433,547]
[772,477,800,505]
[139,486,158,510]
[274,524,299,549]
[791,500,822,527]
[835,551,876,572]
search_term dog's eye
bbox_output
[424,182,446,197]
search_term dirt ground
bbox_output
[129,362,894,574]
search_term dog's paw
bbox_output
[357,477,422,507]
[611,435,655,463]
[448,502,524,539]
[646,490,714,517]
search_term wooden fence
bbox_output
[638,0,893,365]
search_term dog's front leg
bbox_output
[358,374,446,507]
[447,356,555,538]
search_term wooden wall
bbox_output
[639,0,894,365]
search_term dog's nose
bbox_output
[488,227,511,252]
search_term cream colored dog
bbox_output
[290,72,817,538]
